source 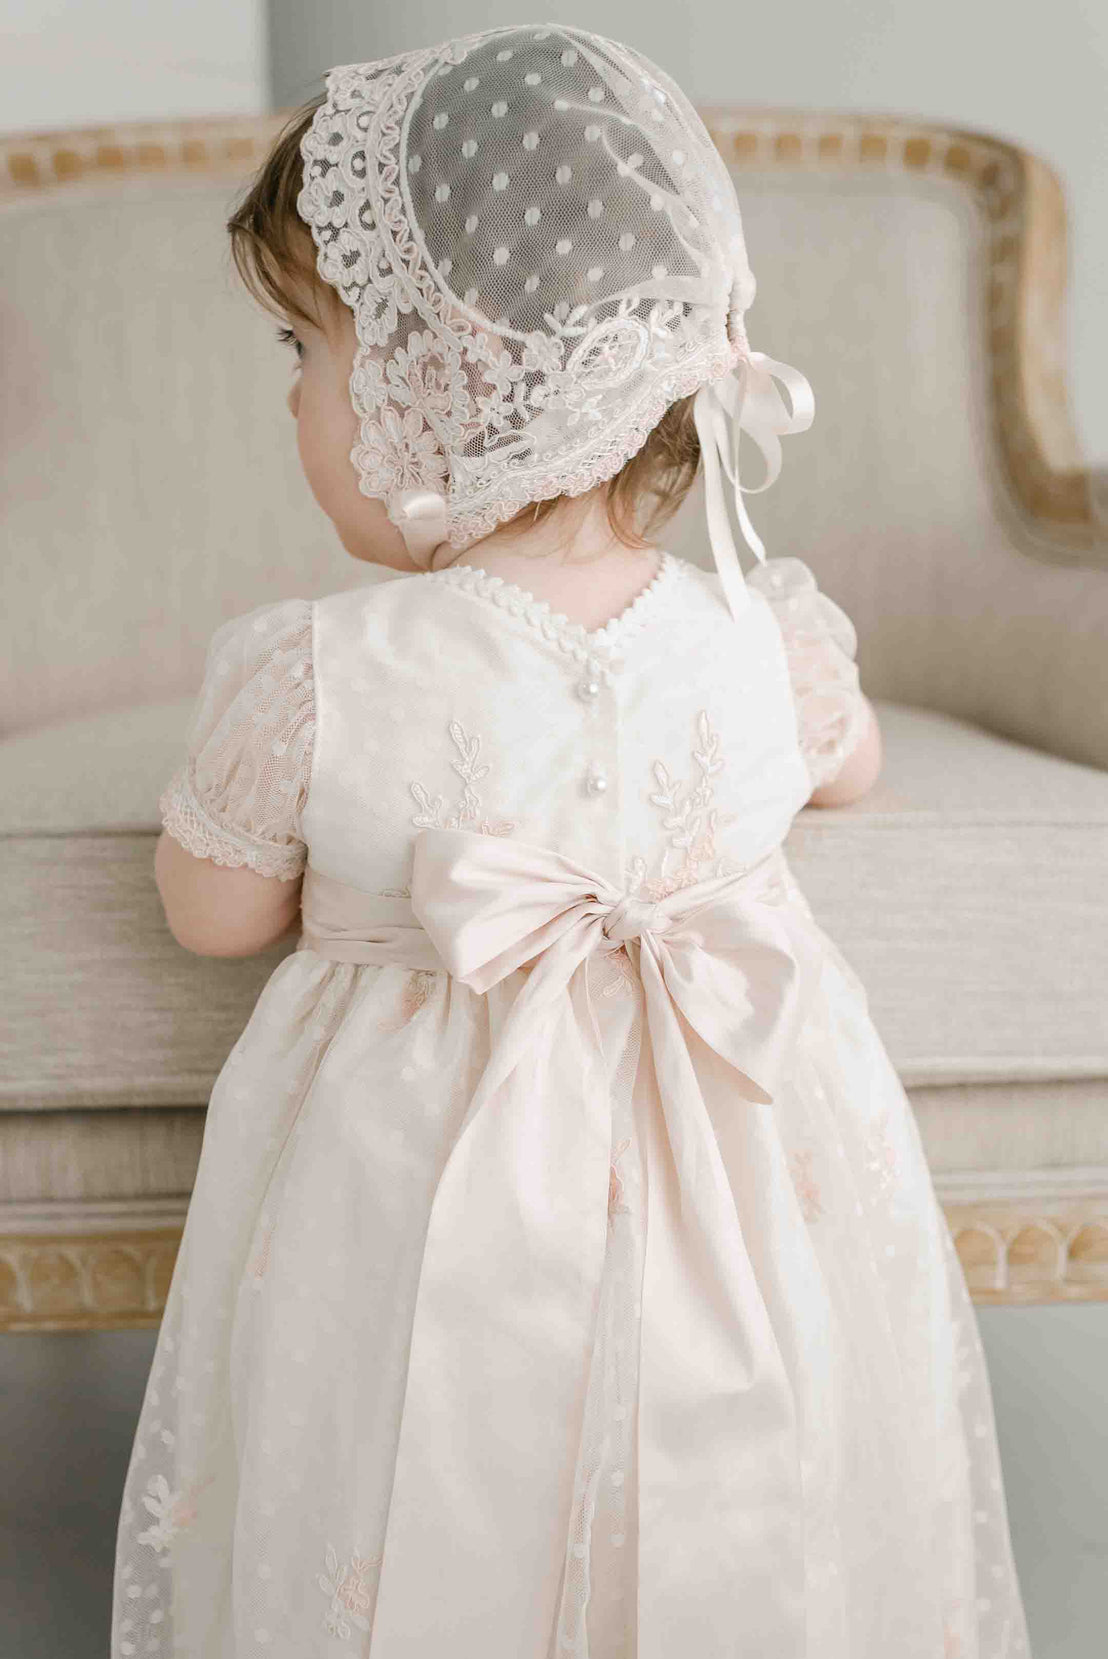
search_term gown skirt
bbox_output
[111,844,1031,1659]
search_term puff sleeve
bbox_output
[747,556,870,792]
[158,597,315,880]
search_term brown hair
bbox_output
[227,99,703,547]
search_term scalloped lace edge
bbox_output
[424,548,682,660]
[158,768,307,882]
[443,345,740,547]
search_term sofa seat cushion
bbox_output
[0,697,291,1112]
[1,696,1105,1145]
[784,699,1108,1091]
[2,1079,1105,1217]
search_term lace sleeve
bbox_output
[747,556,870,792]
[158,597,315,880]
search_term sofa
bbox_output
[1,107,1105,1331]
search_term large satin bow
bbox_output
[311,828,824,1657]
[692,347,815,627]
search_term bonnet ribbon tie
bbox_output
[387,487,450,569]
[309,827,823,1658]
[692,349,815,626]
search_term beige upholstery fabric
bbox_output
[786,701,1108,1087]
[665,171,1108,772]
[5,1079,1107,1215]
[0,176,368,740]
[4,166,1107,764]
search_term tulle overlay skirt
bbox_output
[112,906,1031,1658]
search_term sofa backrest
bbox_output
[3,111,1106,767]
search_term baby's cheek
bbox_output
[295,379,352,507]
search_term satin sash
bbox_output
[297,827,825,1656]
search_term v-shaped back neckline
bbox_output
[420,548,683,659]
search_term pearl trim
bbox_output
[421,549,683,670]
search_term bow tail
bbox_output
[692,350,815,629]
[633,940,807,1658]
[368,924,614,1656]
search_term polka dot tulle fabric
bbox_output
[297,24,753,543]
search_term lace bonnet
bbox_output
[297,22,814,621]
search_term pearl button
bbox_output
[577,677,601,700]
[585,770,608,795]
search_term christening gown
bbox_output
[111,548,1032,1659]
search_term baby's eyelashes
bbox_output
[276,324,304,362]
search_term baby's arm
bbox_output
[805,694,882,808]
[155,829,303,957]
[156,597,314,955]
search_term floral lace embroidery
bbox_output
[789,1147,824,1224]
[597,945,637,1000]
[317,1542,380,1640]
[626,709,740,899]
[410,719,519,835]
[607,1137,633,1221]
[862,1109,901,1198]
[159,767,309,882]
[135,1472,215,1552]
[379,968,438,1032]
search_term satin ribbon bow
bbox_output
[691,347,815,627]
[364,826,820,1657]
[387,487,450,569]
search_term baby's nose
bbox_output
[286,380,300,419]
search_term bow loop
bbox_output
[387,486,449,569]
[408,827,820,1113]
[691,343,815,627]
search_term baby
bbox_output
[154,56,880,959]
[116,27,1028,1659]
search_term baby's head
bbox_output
[227,25,762,574]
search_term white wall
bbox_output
[2,0,268,129]
[270,0,1108,467]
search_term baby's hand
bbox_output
[806,696,882,808]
